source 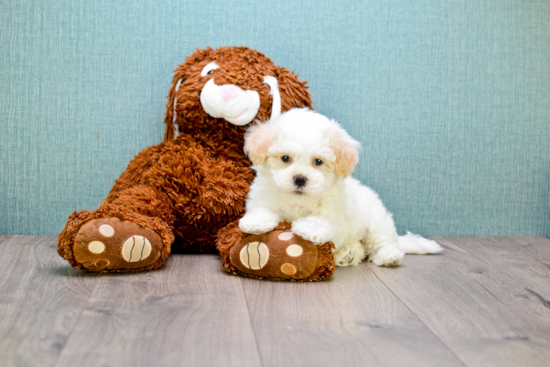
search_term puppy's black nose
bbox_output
[293,175,308,187]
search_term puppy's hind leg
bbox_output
[334,242,366,267]
[370,245,404,267]
[361,219,404,267]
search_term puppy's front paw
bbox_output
[291,217,334,245]
[238,209,279,235]
[371,246,404,267]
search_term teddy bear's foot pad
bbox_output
[73,218,163,272]
[229,229,324,280]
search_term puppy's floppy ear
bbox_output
[328,122,361,177]
[244,121,275,165]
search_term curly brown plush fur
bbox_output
[58,46,316,274]
[217,221,335,282]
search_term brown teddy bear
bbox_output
[58,46,335,281]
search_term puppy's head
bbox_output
[245,108,360,198]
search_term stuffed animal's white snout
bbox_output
[200,79,261,126]
[198,62,282,126]
[171,62,282,133]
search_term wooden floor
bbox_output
[1,236,550,367]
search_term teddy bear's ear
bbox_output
[328,122,361,178]
[164,47,215,141]
[276,67,313,113]
[163,72,185,140]
[244,121,276,165]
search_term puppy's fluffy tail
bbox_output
[397,232,443,254]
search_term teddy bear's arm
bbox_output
[140,139,255,227]
[106,142,169,202]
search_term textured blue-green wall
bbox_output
[1,0,549,236]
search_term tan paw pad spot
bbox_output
[95,259,109,267]
[99,224,115,237]
[121,236,152,263]
[278,232,293,241]
[239,241,269,270]
[281,263,297,275]
[88,241,106,254]
[286,244,303,257]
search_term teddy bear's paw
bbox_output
[228,229,327,280]
[73,218,164,272]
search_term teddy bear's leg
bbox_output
[216,221,336,281]
[127,145,257,254]
[58,185,176,272]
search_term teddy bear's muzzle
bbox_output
[200,79,261,126]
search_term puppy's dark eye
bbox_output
[313,159,323,166]
[281,155,291,163]
[207,70,214,75]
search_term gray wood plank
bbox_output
[445,236,550,300]
[0,235,97,367]
[505,236,550,264]
[54,254,262,367]
[241,263,464,367]
[5,235,549,367]
[368,237,550,367]
[0,235,11,245]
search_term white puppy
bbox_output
[238,108,442,267]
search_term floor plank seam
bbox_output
[441,237,550,312]
[439,237,537,286]
[471,236,550,266]
[447,243,508,275]
[238,277,266,367]
[364,263,469,367]
[504,237,550,264]
[50,274,101,367]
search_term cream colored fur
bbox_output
[239,108,443,267]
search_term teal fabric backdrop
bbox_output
[1,0,549,236]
